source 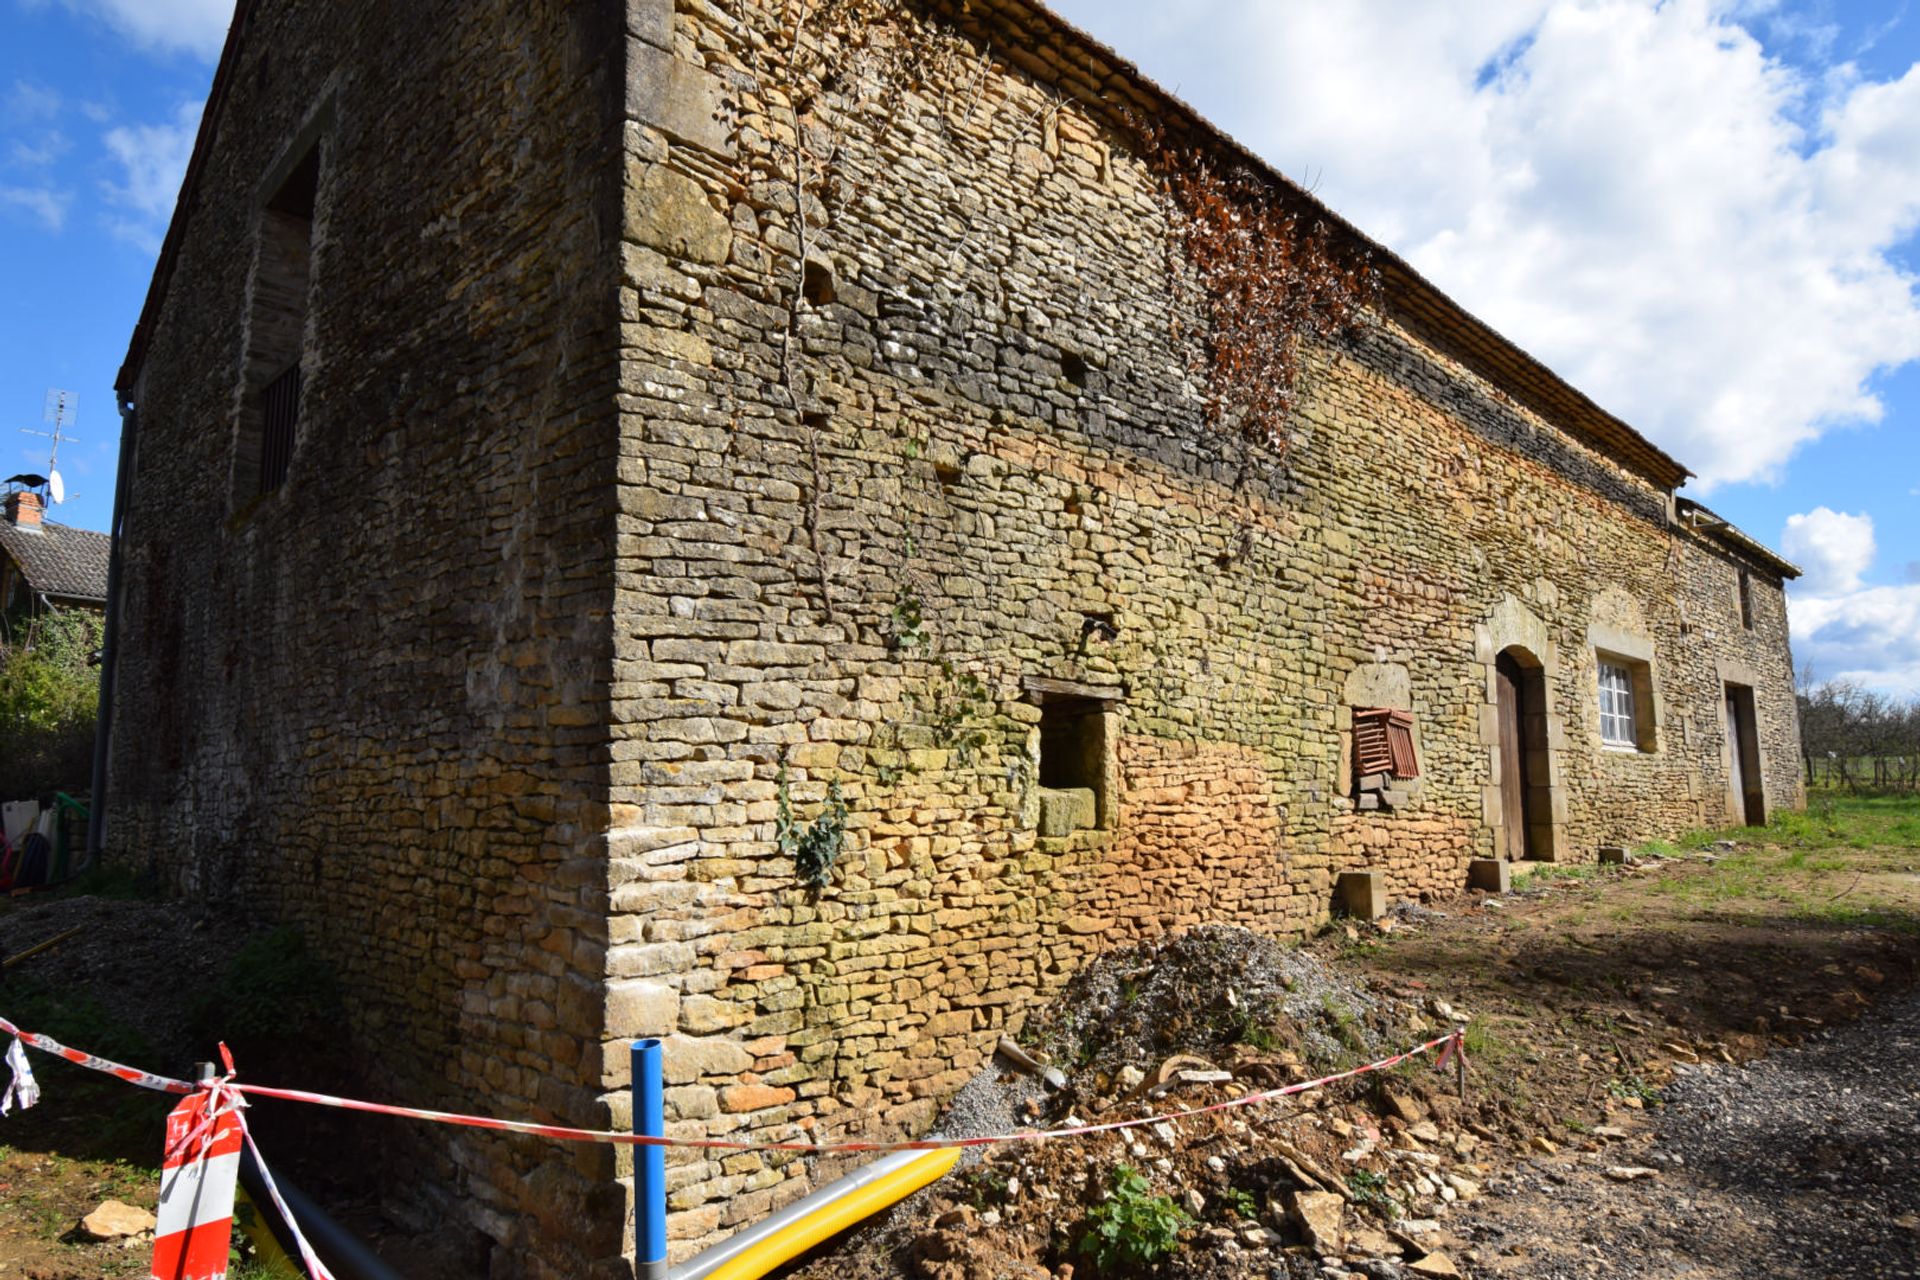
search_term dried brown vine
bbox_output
[1137,120,1379,454]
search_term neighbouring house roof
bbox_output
[0,519,112,604]
[1674,499,1802,581]
[120,0,1693,495]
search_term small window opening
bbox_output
[1037,695,1110,837]
[1079,612,1118,645]
[1738,569,1754,630]
[1352,707,1418,811]
[1060,351,1089,389]
[933,460,964,489]
[802,259,836,307]
[236,142,319,503]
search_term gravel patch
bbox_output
[1460,981,1920,1278]
[0,894,233,1067]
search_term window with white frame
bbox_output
[1598,661,1638,747]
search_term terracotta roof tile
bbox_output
[0,520,111,603]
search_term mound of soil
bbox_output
[1022,925,1416,1088]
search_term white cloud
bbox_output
[1781,506,1877,592]
[1790,584,1920,697]
[11,130,69,167]
[1782,507,1920,695]
[6,80,62,120]
[1047,0,1920,490]
[0,184,69,229]
[101,99,201,251]
[56,0,230,60]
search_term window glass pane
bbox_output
[1599,662,1637,745]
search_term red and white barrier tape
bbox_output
[238,1114,335,1279]
[0,1013,193,1095]
[4,1010,1465,1155]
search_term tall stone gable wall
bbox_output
[106,2,629,1276]
[610,0,1802,1260]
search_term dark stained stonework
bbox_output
[109,2,1802,1273]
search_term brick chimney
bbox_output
[6,490,44,529]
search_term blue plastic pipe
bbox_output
[634,1038,667,1280]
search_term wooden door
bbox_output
[1496,654,1531,859]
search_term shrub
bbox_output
[191,927,342,1050]
[1077,1163,1192,1270]
[0,607,103,799]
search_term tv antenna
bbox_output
[20,388,78,504]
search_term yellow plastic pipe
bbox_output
[233,1185,302,1274]
[702,1147,963,1280]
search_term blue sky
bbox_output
[1,1,1916,692]
[1,0,221,529]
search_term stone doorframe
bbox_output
[1715,658,1772,827]
[1475,596,1568,860]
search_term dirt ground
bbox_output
[788,794,1920,1280]
[0,881,469,1279]
[0,796,1915,1278]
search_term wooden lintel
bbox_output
[1021,675,1125,703]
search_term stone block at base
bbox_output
[1036,787,1096,837]
[1467,858,1510,893]
[1336,871,1387,920]
[1598,845,1627,865]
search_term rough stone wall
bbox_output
[107,0,1808,1274]
[1673,535,1805,824]
[606,0,1805,1260]
[107,3,628,1276]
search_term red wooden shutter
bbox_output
[1385,710,1419,778]
[1353,709,1394,777]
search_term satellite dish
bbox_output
[48,471,64,504]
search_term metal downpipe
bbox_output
[85,394,140,869]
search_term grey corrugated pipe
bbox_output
[85,393,138,869]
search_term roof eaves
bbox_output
[1674,498,1801,581]
[116,0,256,395]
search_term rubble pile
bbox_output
[876,928,1510,1279]
[1022,926,1416,1087]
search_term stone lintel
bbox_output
[1021,674,1125,703]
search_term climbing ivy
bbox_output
[776,767,849,890]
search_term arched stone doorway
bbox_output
[1494,648,1553,860]
[1477,597,1566,861]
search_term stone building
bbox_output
[0,489,110,615]
[107,0,1802,1274]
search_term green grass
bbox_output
[0,974,169,1159]
[1519,862,1605,883]
[1633,793,1920,930]
[1608,1075,1663,1106]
